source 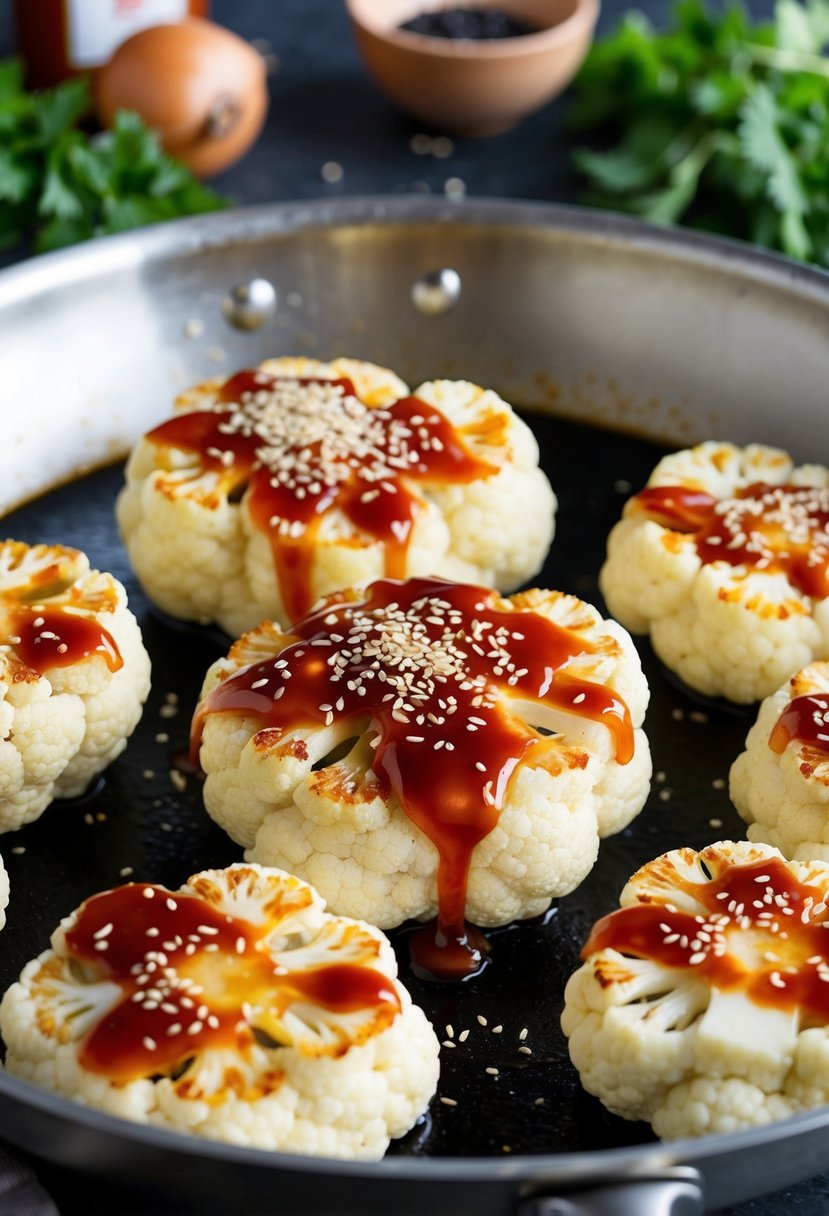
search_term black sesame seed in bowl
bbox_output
[399,7,542,39]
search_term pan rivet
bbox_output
[412,268,462,316]
[221,278,277,331]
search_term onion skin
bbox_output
[95,19,269,178]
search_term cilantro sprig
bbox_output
[0,61,226,255]
[569,0,829,267]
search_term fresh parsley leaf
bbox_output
[776,0,820,50]
[0,61,228,255]
[39,133,87,219]
[0,148,37,203]
[569,0,829,267]
[738,85,807,217]
[33,76,90,145]
[0,60,24,105]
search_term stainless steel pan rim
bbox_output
[2,197,829,1212]
[1,194,828,310]
[2,1061,829,1180]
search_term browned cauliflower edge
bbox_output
[0,540,151,832]
[730,661,829,860]
[194,577,651,932]
[562,840,829,1138]
[116,356,556,636]
[0,863,440,1158]
[599,442,829,703]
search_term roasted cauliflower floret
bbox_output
[599,442,829,703]
[0,540,151,831]
[0,858,9,930]
[730,661,829,860]
[0,863,439,1159]
[562,840,829,1138]
[116,356,556,636]
[193,576,651,948]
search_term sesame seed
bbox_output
[439,1096,458,1107]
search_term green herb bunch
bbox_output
[569,0,829,266]
[0,60,226,254]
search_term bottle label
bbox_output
[66,0,191,68]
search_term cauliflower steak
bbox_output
[193,576,651,978]
[0,540,151,831]
[117,356,556,636]
[600,442,829,703]
[731,661,829,860]
[0,863,439,1158]
[562,840,829,1138]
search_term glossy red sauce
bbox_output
[147,371,496,622]
[631,482,829,599]
[193,576,635,979]
[6,606,122,676]
[584,857,829,1019]
[769,693,829,758]
[66,882,400,1083]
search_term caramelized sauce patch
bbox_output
[769,693,829,758]
[65,883,400,1083]
[4,606,122,676]
[147,371,497,622]
[632,483,829,599]
[193,577,635,979]
[584,857,829,1019]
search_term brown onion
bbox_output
[95,19,269,179]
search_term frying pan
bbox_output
[1,197,829,1216]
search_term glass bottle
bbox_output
[14,0,210,89]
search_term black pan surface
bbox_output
[0,407,750,1166]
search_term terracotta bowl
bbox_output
[345,0,599,136]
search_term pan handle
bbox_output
[517,1167,704,1216]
